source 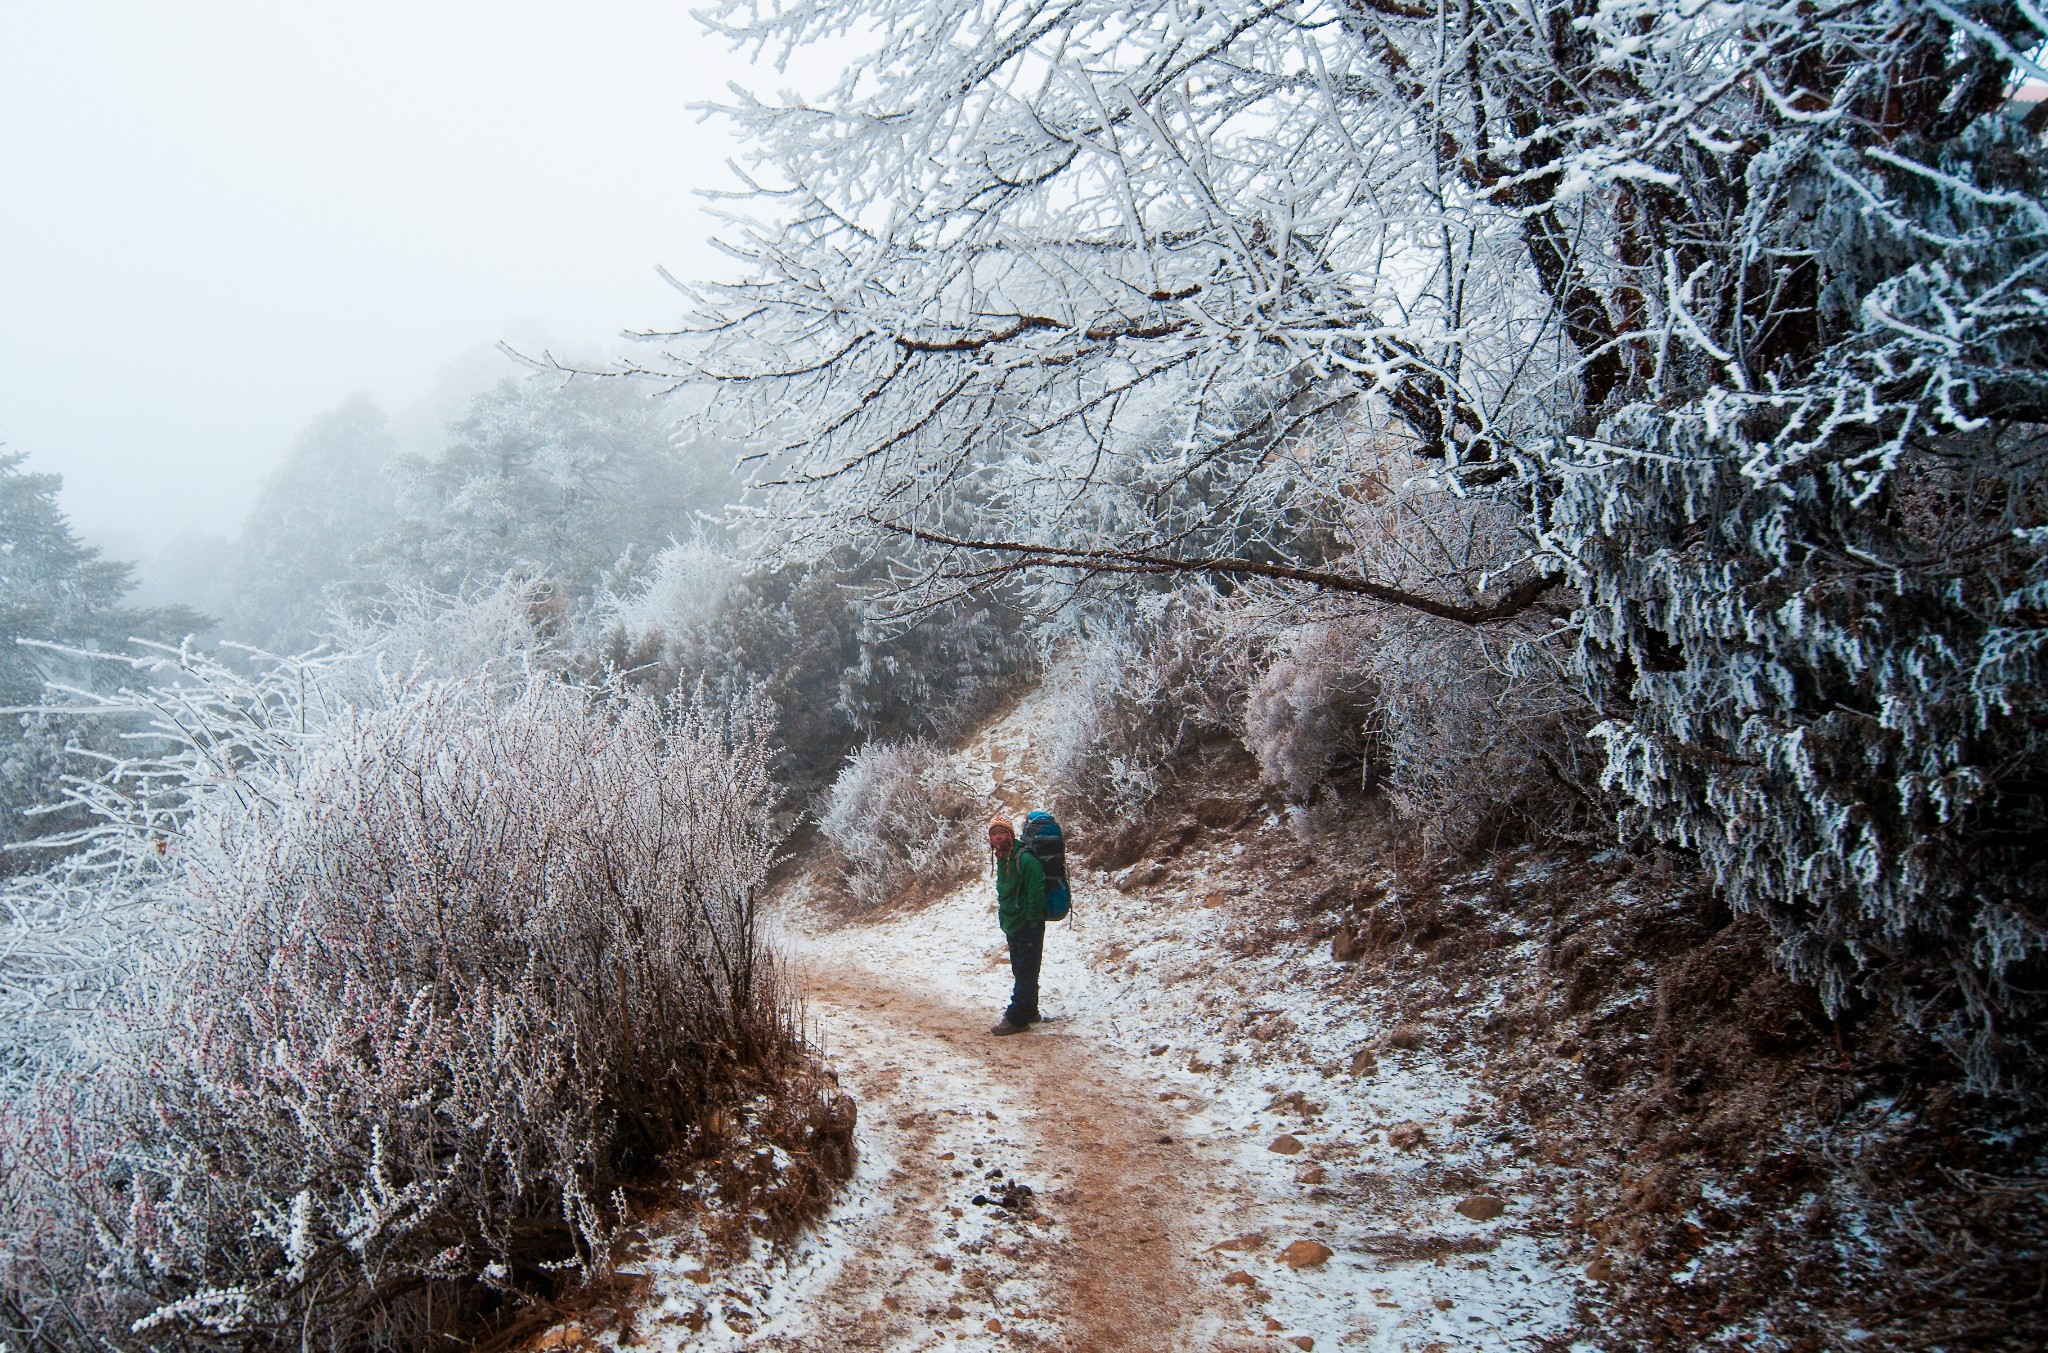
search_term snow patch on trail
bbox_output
[613,999,1064,1351]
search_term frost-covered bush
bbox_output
[1242,625,1375,804]
[0,603,794,1349]
[603,536,745,654]
[1354,615,1593,851]
[1039,593,1244,822]
[1229,598,1591,848]
[817,739,977,911]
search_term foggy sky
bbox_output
[0,1,783,553]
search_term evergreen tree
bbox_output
[231,394,398,649]
[0,451,206,863]
[352,378,730,622]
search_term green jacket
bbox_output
[995,843,1047,935]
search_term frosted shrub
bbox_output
[1357,615,1592,851]
[1242,626,1374,803]
[0,619,795,1348]
[1039,594,1243,823]
[602,536,743,659]
[1227,604,1591,849]
[1036,637,1162,818]
[1212,448,1592,843]
[817,739,976,911]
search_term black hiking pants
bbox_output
[1005,919,1045,1025]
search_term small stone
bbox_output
[1264,1315,1284,1331]
[1249,1015,1295,1041]
[938,1151,955,1160]
[933,1256,954,1272]
[1295,1163,1327,1185]
[944,1304,964,1320]
[985,1318,1004,1334]
[1188,1055,1214,1073]
[1222,1269,1256,1287]
[1147,1043,1169,1056]
[1292,1338,1316,1351]
[881,1295,902,1311]
[1386,1122,1427,1151]
[1280,1239,1334,1270]
[1451,1113,1483,1128]
[682,1269,710,1284]
[1455,1195,1507,1221]
[1385,1024,1424,1050]
[1434,1298,1455,1311]
[1347,1048,1377,1078]
[532,1326,588,1351]
[1263,1089,1318,1116]
[1268,1134,1305,1155]
[1115,863,1164,890]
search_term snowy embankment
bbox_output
[594,688,1586,1351]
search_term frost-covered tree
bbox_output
[230,394,399,648]
[817,738,978,910]
[0,452,205,865]
[597,538,1033,795]
[629,0,1571,618]
[646,0,2048,1089]
[354,378,733,620]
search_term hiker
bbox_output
[987,815,1046,1036]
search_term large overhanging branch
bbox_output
[893,287,1204,353]
[871,520,1559,625]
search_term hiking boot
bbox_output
[990,1018,1029,1036]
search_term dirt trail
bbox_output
[609,700,1579,1352]
[771,966,1254,1351]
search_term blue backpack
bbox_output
[1019,810,1072,922]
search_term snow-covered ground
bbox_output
[596,688,1588,1351]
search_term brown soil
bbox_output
[767,966,1259,1351]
